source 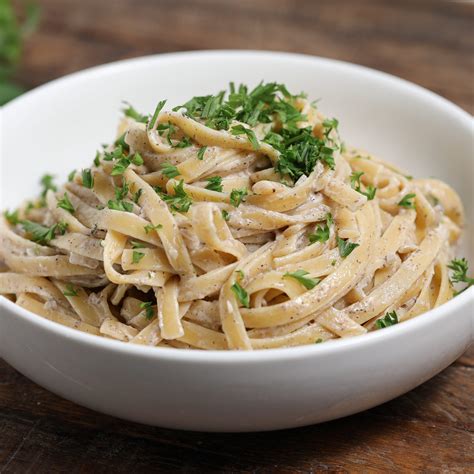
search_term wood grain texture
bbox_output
[2,0,473,471]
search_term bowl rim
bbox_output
[1,49,473,363]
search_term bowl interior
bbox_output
[1,50,472,259]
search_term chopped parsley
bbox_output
[231,124,260,150]
[114,132,130,152]
[205,176,223,192]
[39,174,57,203]
[81,169,94,189]
[375,311,398,329]
[111,157,132,176]
[144,223,163,233]
[161,162,180,179]
[221,209,230,221]
[132,188,143,204]
[448,258,474,294]
[123,102,148,123]
[131,240,146,249]
[148,99,166,130]
[114,181,129,201]
[63,284,78,297]
[197,146,207,160]
[21,220,68,245]
[309,213,333,244]
[131,152,144,166]
[93,152,101,167]
[398,193,416,209]
[57,193,75,214]
[140,301,154,319]
[231,282,250,308]
[67,170,76,182]
[315,338,323,344]
[4,209,19,225]
[160,180,192,213]
[350,171,376,200]
[107,199,133,212]
[337,237,359,258]
[229,188,248,207]
[284,270,319,290]
[132,251,145,264]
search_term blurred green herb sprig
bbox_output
[0,0,40,105]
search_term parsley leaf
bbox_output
[161,162,180,179]
[350,171,377,200]
[107,199,133,212]
[131,152,144,165]
[309,213,332,244]
[63,284,78,297]
[144,223,163,233]
[122,102,148,123]
[398,193,416,209]
[131,240,146,249]
[161,180,192,213]
[221,209,230,221]
[231,282,250,308]
[132,251,145,264]
[205,176,223,192]
[337,237,359,258]
[448,258,474,294]
[231,125,260,150]
[132,188,143,204]
[375,311,398,329]
[57,193,75,214]
[197,146,207,160]
[148,99,166,130]
[81,169,94,188]
[284,270,319,289]
[114,181,129,201]
[229,188,248,207]
[140,301,154,319]
[4,209,19,225]
[67,170,76,182]
[21,220,68,244]
[111,157,132,176]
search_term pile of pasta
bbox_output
[0,86,465,350]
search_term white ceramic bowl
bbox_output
[0,51,473,432]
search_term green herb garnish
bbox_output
[205,176,223,192]
[4,209,19,225]
[81,169,94,188]
[122,102,148,123]
[161,162,180,179]
[148,99,166,130]
[160,180,192,213]
[57,193,75,214]
[21,220,67,245]
[221,209,230,221]
[63,284,78,297]
[197,146,207,160]
[131,240,146,249]
[337,237,359,258]
[284,270,319,290]
[140,301,154,319]
[308,213,332,244]
[107,199,133,212]
[448,258,474,294]
[375,311,398,329]
[398,193,416,209]
[231,282,250,308]
[67,170,76,182]
[350,171,376,200]
[231,124,260,150]
[229,188,248,207]
[132,251,145,264]
[144,223,163,233]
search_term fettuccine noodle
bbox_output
[1,83,470,350]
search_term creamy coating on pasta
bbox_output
[1,83,472,350]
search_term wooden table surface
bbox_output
[1,0,473,471]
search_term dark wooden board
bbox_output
[2,0,473,471]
